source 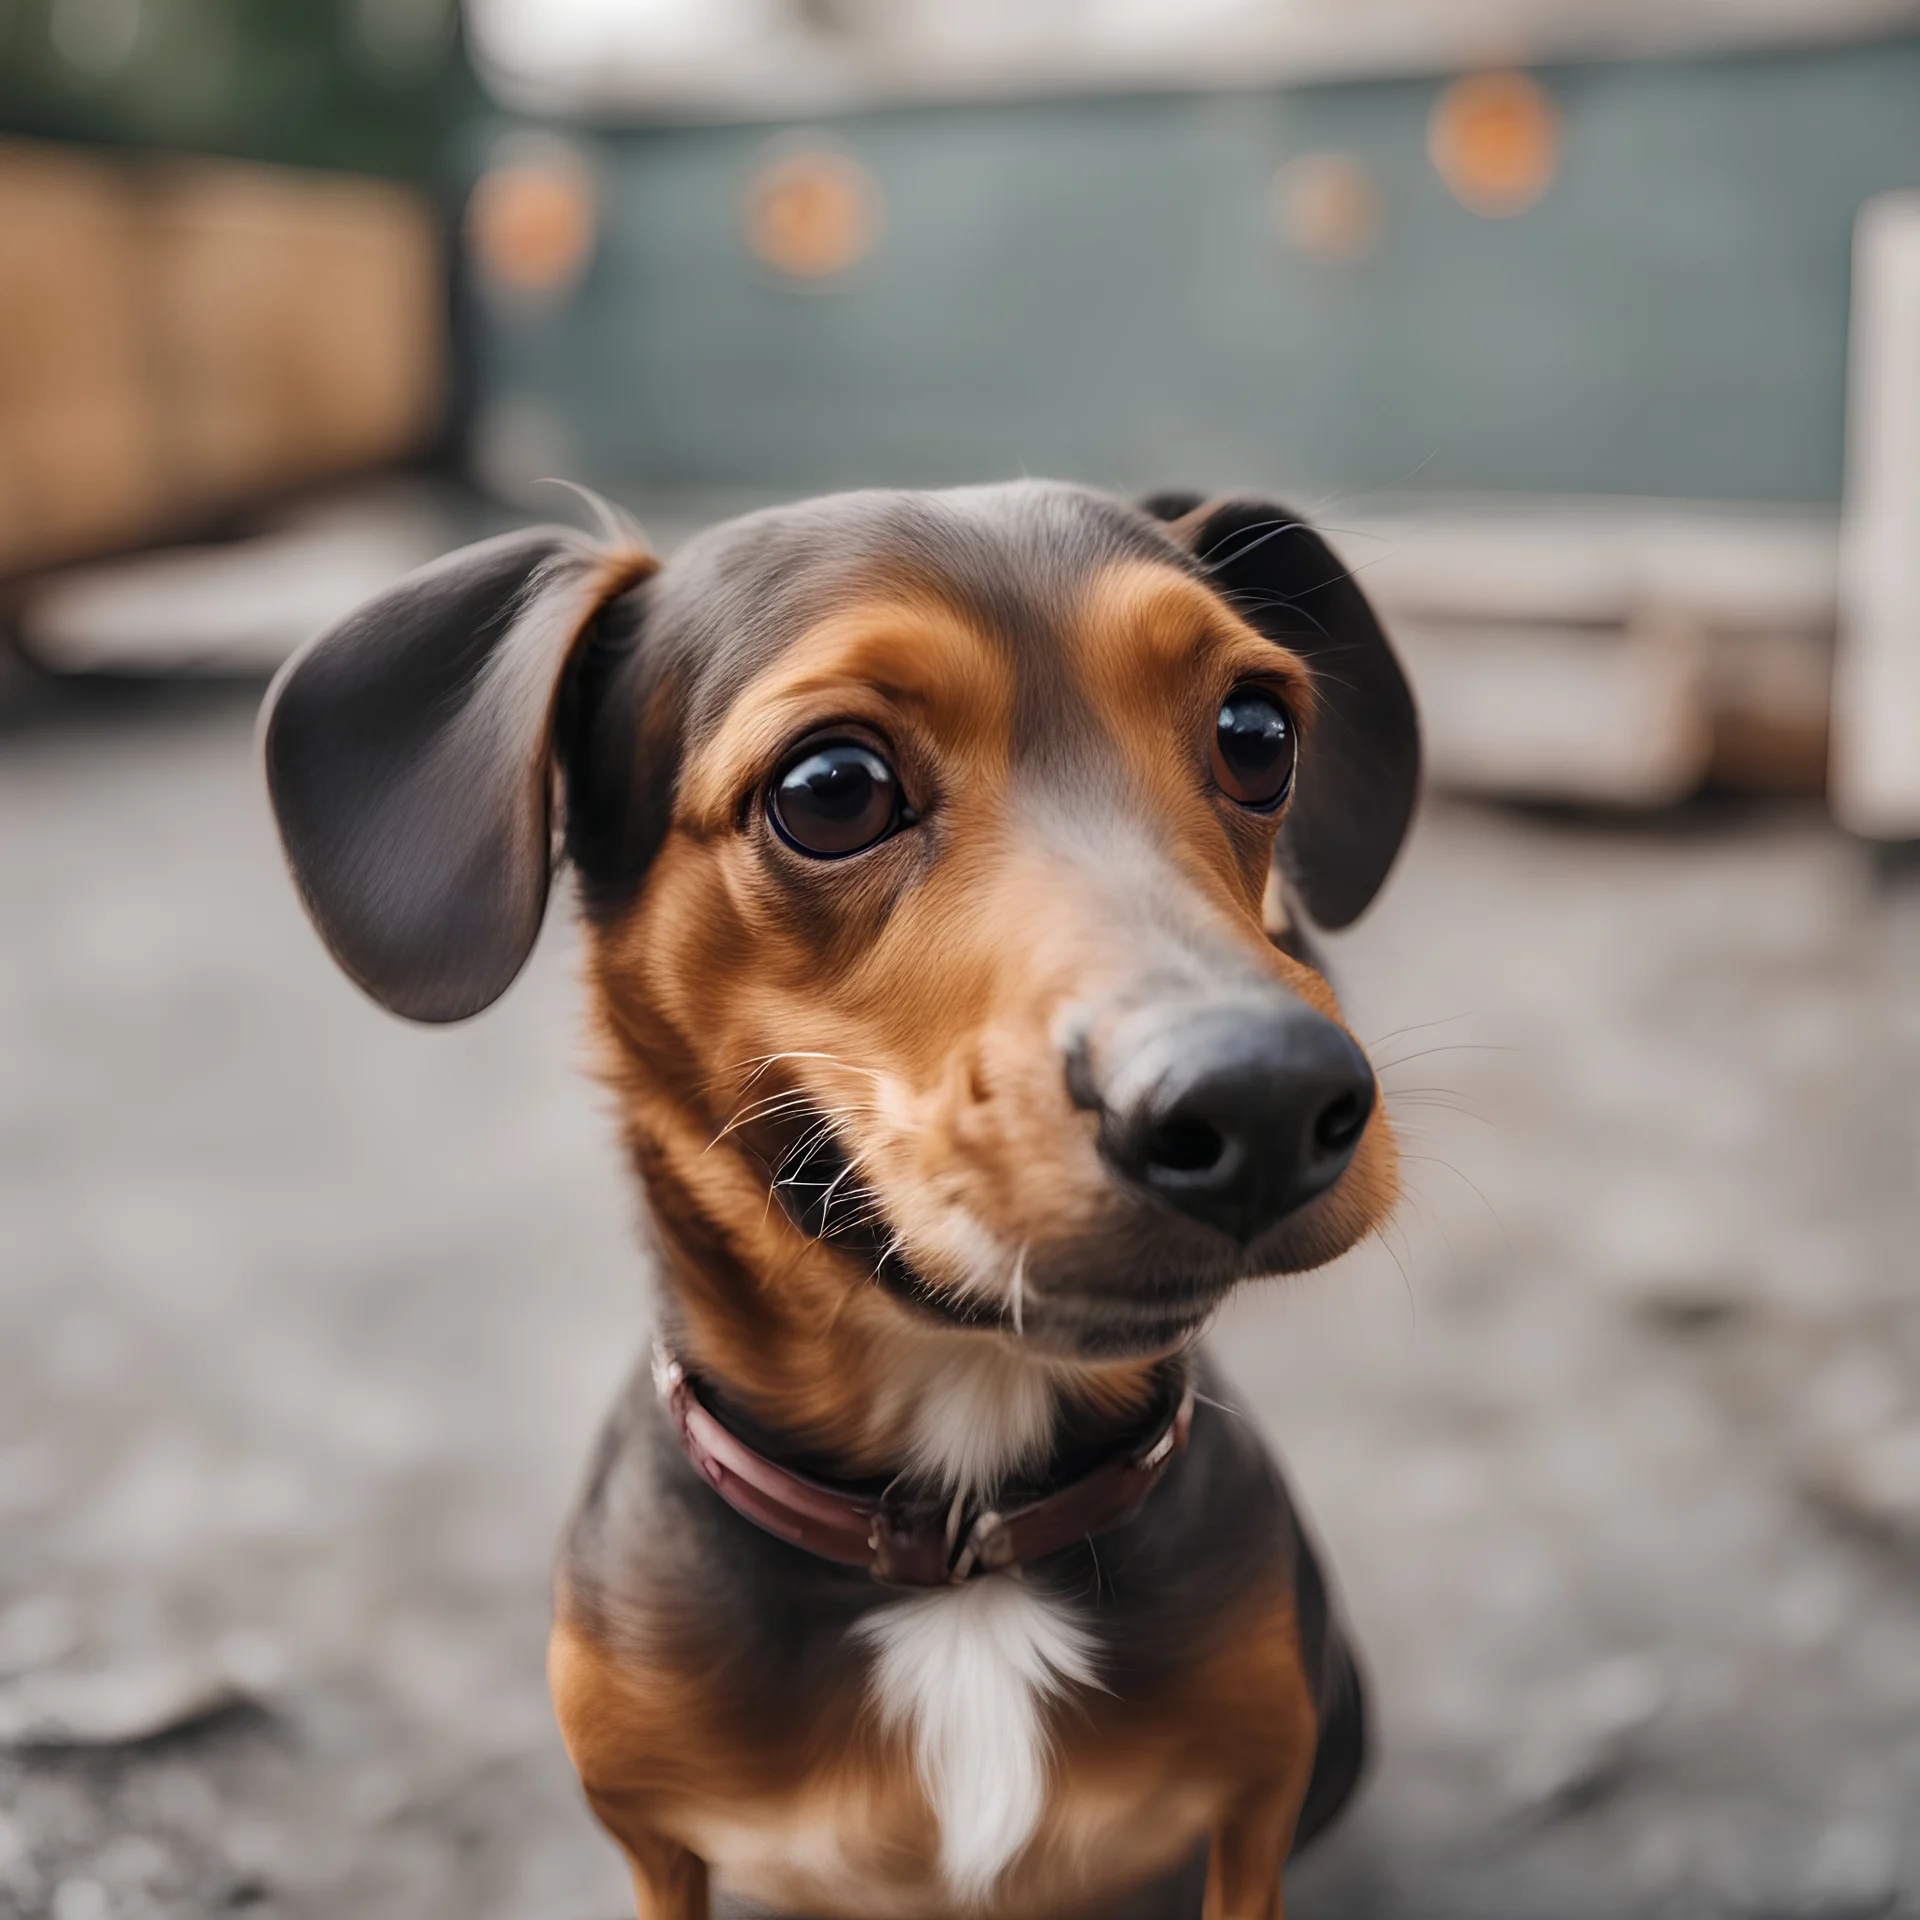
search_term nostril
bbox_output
[1313,1089,1369,1156]
[1143,1114,1228,1176]
[1093,999,1376,1238]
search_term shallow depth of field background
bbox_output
[3,5,1920,1918]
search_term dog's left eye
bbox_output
[1211,686,1296,810]
[770,738,904,857]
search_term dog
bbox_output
[260,481,1418,1920]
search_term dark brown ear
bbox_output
[260,525,656,1023]
[1150,494,1420,930]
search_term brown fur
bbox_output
[553,1573,1317,1920]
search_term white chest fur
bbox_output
[853,1575,1100,1902]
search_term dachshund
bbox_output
[260,482,1419,1920]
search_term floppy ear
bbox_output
[260,525,656,1023]
[1146,493,1420,930]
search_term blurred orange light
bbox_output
[744,145,880,281]
[1274,153,1384,263]
[1429,71,1561,218]
[467,145,597,299]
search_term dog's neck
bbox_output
[645,1212,1167,1501]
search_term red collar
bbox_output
[653,1342,1195,1588]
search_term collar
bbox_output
[652,1340,1196,1588]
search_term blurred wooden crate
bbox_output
[1328,503,1838,805]
[0,139,443,579]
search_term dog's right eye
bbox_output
[769,738,905,857]
[1211,686,1297,811]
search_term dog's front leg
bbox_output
[597,1808,710,1920]
[1203,1782,1302,1920]
[551,1620,710,1918]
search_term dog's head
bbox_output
[264,484,1416,1367]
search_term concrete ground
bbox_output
[2,679,1917,1920]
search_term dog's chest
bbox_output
[678,1578,1219,1920]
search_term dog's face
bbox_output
[264,484,1418,1367]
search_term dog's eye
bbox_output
[770,739,903,857]
[1211,687,1296,810]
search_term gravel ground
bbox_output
[1,681,1916,1920]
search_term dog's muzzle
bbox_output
[1078,993,1375,1244]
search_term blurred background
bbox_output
[4,3,1920,1917]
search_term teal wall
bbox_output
[478,38,1920,505]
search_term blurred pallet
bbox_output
[1329,502,1837,804]
[0,139,445,581]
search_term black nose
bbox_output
[1093,1000,1375,1244]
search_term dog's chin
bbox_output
[863,1233,1228,1361]
[1024,1298,1220,1361]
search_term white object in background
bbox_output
[17,489,453,676]
[1326,501,1836,806]
[1389,613,1712,806]
[464,0,1920,116]
[1835,192,1920,840]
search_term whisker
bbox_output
[1192,1390,1246,1423]
[706,1089,820,1149]
[1364,1012,1482,1051]
[1398,1152,1509,1249]
[1214,582,1336,645]
[1377,1215,1418,1324]
[1374,1041,1521,1075]
[816,1150,871,1226]
[1386,1091,1497,1129]
[713,1094,886,1156]
[775,1116,854,1177]
[724,1049,886,1088]
[866,1231,908,1287]
[1211,518,1311,570]
[765,1100,884,1161]
[1393,1179,1461,1290]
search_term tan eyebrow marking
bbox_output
[679,591,1017,829]
[1068,561,1316,741]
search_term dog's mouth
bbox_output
[753,1100,1223,1354]
[764,1117,1009,1331]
